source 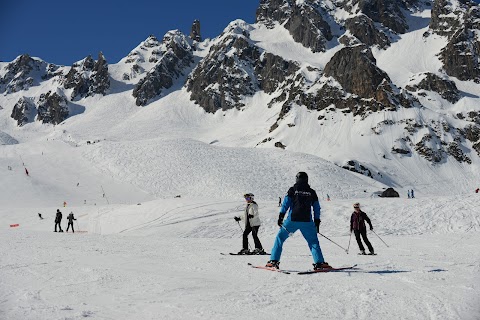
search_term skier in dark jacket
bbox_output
[66,212,77,233]
[350,203,374,255]
[54,209,63,232]
[266,172,331,270]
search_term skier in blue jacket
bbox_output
[266,172,331,270]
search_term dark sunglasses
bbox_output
[354,206,360,209]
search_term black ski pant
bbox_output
[354,229,374,253]
[66,222,74,232]
[243,225,263,250]
[55,222,63,232]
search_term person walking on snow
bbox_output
[350,203,374,255]
[278,197,282,207]
[234,193,265,255]
[54,209,63,232]
[66,212,77,233]
[266,172,331,270]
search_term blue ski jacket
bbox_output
[280,182,321,222]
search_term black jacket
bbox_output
[350,210,372,231]
[55,211,62,223]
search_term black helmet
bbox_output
[296,172,308,183]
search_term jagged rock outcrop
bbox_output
[11,97,36,126]
[349,0,409,34]
[63,52,110,100]
[430,0,480,82]
[324,45,390,98]
[122,35,160,81]
[190,20,202,42]
[256,0,332,52]
[0,54,51,93]
[406,73,460,103]
[186,22,299,113]
[342,15,390,49]
[133,30,194,106]
[36,91,69,125]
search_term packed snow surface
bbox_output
[1,4,480,320]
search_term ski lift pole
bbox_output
[236,220,252,251]
[372,229,389,247]
[318,232,348,253]
[101,185,109,205]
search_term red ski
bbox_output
[247,263,291,274]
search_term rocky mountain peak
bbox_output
[63,52,110,100]
[256,0,332,52]
[0,54,51,93]
[132,30,194,106]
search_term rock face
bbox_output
[11,97,36,126]
[36,91,69,125]
[430,0,480,82]
[0,54,51,93]
[406,73,460,103]
[256,0,332,52]
[190,20,202,42]
[324,45,390,98]
[132,30,194,106]
[350,0,409,34]
[186,21,298,113]
[342,15,390,48]
[63,52,110,100]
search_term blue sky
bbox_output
[1,0,480,66]
[0,0,259,65]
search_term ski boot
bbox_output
[359,250,366,255]
[265,260,280,269]
[313,262,332,270]
[368,250,375,255]
[252,248,266,255]
[237,248,250,255]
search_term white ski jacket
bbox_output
[237,202,261,227]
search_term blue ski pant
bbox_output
[270,220,325,263]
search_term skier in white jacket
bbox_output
[234,193,265,255]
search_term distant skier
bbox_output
[350,203,374,255]
[278,197,282,207]
[407,190,411,198]
[38,213,43,220]
[66,212,77,233]
[54,209,63,232]
[411,189,415,198]
[327,194,330,201]
[266,172,331,270]
[234,193,265,255]
[25,168,29,176]
[476,188,479,194]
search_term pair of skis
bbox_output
[221,252,270,256]
[248,263,358,275]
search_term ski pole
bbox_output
[237,221,252,251]
[281,224,293,237]
[371,229,389,247]
[346,232,352,254]
[318,232,348,253]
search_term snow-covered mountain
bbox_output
[1,0,480,195]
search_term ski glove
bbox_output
[248,214,254,219]
[277,213,285,227]
[314,219,321,233]
[234,217,241,222]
